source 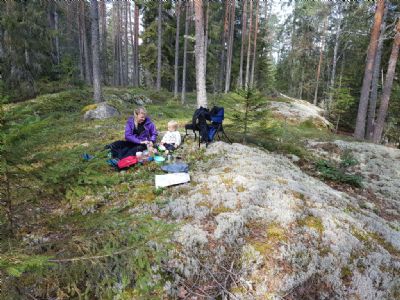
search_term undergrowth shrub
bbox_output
[1,214,175,299]
[315,152,363,187]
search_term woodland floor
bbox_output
[1,87,399,299]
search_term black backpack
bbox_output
[192,107,210,143]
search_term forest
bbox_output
[1,0,400,299]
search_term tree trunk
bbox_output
[372,21,400,143]
[354,0,385,139]
[219,0,230,92]
[299,68,304,99]
[245,0,253,89]
[367,4,388,140]
[54,8,60,64]
[181,1,190,104]
[77,2,84,81]
[99,0,107,84]
[134,3,140,87]
[156,0,162,90]
[204,0,209,75]
[118,3,123,86]
[174,0,181,98]
[250,0,259,88]
[224,0,235,93]
[194,0,208,108]
[239,0,248,89]
[81,1,92,85]
[112,3,117,85]
[129,2,136,86]
[124,2,129,85]
[313,18,327,106]
[90,0,103,103]
[327,15,343,112]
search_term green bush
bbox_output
[315,159,363,187]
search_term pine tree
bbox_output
[372,20,400,143]
[90,0,103,103]
[174,0,181,98]
[354,0,385,139]
[194,0,208,107]
[156,0,162,91]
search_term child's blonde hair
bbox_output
[167,120,178,131]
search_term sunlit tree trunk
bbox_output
[156,0,162,90]
[372,21,400,143]
[239,0,248,89]
[194,0,208,108]
[354,0,385,139]
[174,0,181,98]
[367,4,388,140]
[250,0,259,88]
[90,0,103,103]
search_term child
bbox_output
[160,120,181,152]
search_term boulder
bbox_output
[267,93,333,129]
[132,95,152,106]
[83,102,120,120]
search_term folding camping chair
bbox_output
[208,106,232,145]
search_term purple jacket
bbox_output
[125,116,158,144]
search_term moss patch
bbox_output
[298,216,324,235]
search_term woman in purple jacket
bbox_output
[108,107,158,159]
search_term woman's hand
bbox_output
[141,140,153,146]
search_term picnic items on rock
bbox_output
[161,163,189,173]
[117,155,138,169]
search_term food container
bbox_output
[154,156,165,164]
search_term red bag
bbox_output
[117,156,138,169]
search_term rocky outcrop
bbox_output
[83,102,120,120]
[268,93,333,128]
[307,140,400,221]
[162,142,400,299]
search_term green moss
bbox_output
[369,232,400,256]
[340,265,352,280]
[212,205,234,215]
[318,246,331,257]
[266,223,287,242]
[298,216,324,235]
[81,103,97,113]
[252,241,273,255]
[236,184,246,193]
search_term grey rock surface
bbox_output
[162,141,400,299]
[83,102,120,120]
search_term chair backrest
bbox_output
[210,106,224,124]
